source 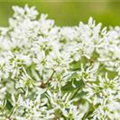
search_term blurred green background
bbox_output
[0,1,120,27]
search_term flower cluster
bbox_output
[0,5,120,120]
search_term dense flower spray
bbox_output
[0,5,120,120]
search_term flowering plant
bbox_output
[0,5,120,120]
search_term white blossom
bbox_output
[1,4,120,120]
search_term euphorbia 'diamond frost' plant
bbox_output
[0,5,120,120]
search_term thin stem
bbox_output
[39,69,56,88]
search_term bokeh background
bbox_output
[0,1,120,27]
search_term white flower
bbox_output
[1,4,120,120]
